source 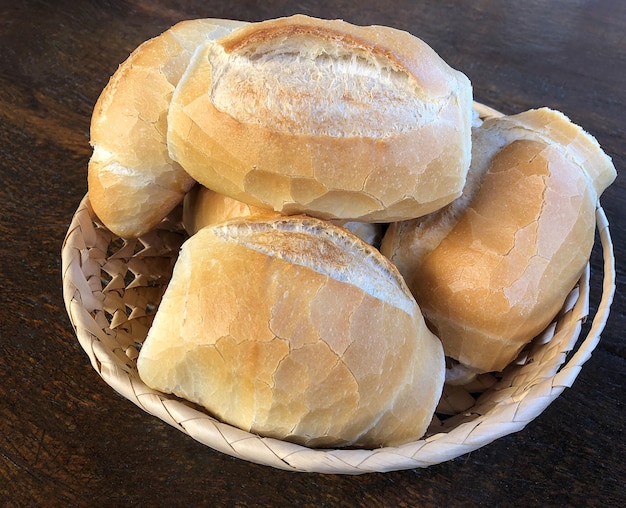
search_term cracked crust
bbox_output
[382,108,615,373]
[87,18,248,238]
[137,215,444,448]
[166,14,473,223]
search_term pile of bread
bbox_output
[88,15,616,448]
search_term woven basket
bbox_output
[61,104,615,474]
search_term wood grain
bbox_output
[1,0,624,505]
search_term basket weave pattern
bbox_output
[61,106,615,473]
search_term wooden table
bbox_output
[1,1,624,505]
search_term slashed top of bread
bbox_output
[213,216,416,315]
[207,14,460,138]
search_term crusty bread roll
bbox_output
[183,183,384,246]
[167,14,473,223]
[182,183,279,235]
[381,108,616,373]
[88,18,248,238]
[137,215,444,448]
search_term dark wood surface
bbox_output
[1,0,624,505]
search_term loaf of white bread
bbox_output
[84,14,616,448]
[167,15,473,223]
[137,216,445,448]
[88,18,248,238]
[381,108,616,373]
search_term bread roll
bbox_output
[88,18,248,238]
[182,183,279,235]
[381,108,616,373]
[137,215,444,448]
[167,14,473,223]
[183,183,384,246]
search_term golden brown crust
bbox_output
[494,108,616,197]
[382,108,614,373]
[88,18,248,238]
[413,138,596,372]
[167,14,473,223]
[182,184,278,235]
[137,215,444,448]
